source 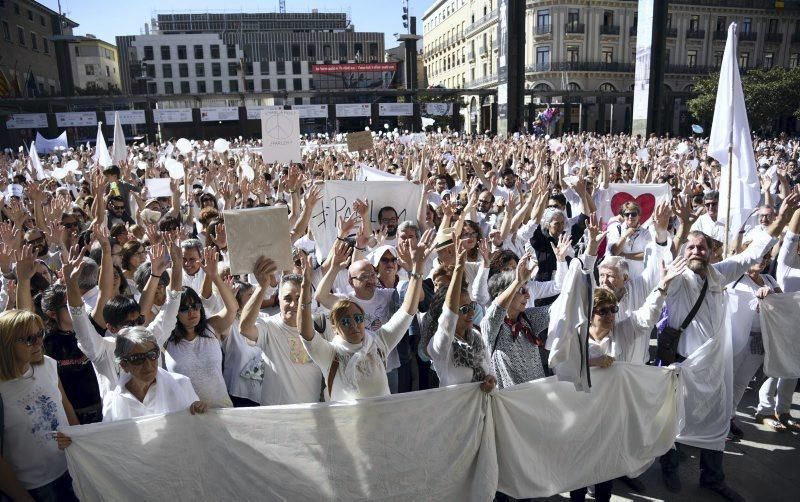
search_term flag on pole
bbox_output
[92,122,113,168]
[0,69,11,97]
[10,65,22,97]
[25,69,39,97]
[111,112,127,165]
[28,141,46,180]
[708,22,760,249]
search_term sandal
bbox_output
[754,414,787,432]
[777,414,800,432]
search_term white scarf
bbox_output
[337,334,385,396]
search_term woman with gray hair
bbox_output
[102,326,208,421]
[529,207,575,306]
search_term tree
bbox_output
[687,66,800,133]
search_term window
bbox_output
[213,80,222,93]
[537,9,550,27]
[716,17,727,32]
[602,46,614,63]
[244,62,253,75]
[2,21,9,41]
[197,81,206,93]
[106,66,110,77]
[689,15,700,32]
[369,43,379,61]
[229,79,239,92]
[13,3,19,14]
[179,63,188,78]
[603,10,614,27]
[277,78,286,90]
[764,52,774,68]
[39,15,45,27]
[162,64,172,78]
[143,46,154,60]
[194,45,204,59]
[211,63,221,77]
[768,19,778,33]
[535,46,550,66]
[260,62,270,75]
[195,63,205,77]
[17,26,25,45]
[164,82,174,94]
[226,44,236,58]
[145,64,155,78]
[739,52,750,68]
[245,79,254,91]
[665,49,671,64]
[292,61,301,74]
[177,45,187,59]
[354,43,363,60]
[599,83,616,92]
[742,18,752,33]
[323,44,332,60]
[160,45,171,60]
[228,62,238,76]
[307,44,316,59]
[293,78,302,90]
[27,9,32,20]
[687,49,697,67]
[309,78,315,90]
[180,81,190,94]
[294,97,303,105]
[339,43,348,60]
[666,14,672,29]
[567,9,579,28]
[85,64,94,76]
[261,79,271,91]
[567,45,579,62]
[276,60,285,74]
[291,44,301,59]
[790,53,800,68]
[42,38,47,53]
[210,44,220,59]
[714,51,723,66]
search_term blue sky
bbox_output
[39,0,429,49]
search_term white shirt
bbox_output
[166,329,233,408]
[691,212,727,243]
[82,286,99,313]
[777,230,800,292]
[102,367,199,422]
[255,313,327,405]
[428,307,493,387]
[605,223,655,277]
[0,357,69,489]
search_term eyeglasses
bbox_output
[117,315,145,328]
[25,236,46,246]
[380,217,398,225]
[110,204,125,211]
[62,221,79,229]
[477,199,492,205]
[380,256,397,264]
[350,273,377,282]
[461,232,477,239]
[622,212,639,218]
[704,202,718,208]
[184,257,201,264]
[338,313,365,327]
[15,330,44,346]
[179,303,201,313]
[593,306,619,316]
[458,302,476,315]
[121,348,160,366]
[547,204,560,209]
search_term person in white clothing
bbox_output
[423,240,496,391]
[690,191,726,244]
[299,238,427,401]
[605,201,654,277]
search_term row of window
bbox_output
[142,43,235,61]
[141,42,381,63]
[1,20,49,54]
[2,1,48,27]
[156,77,309,94]
[84,64,115,77]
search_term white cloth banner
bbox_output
[356,163,406,182]
[63,365,679,501]
[596,183,672,226]
[34,132,68,153]
[310,180,422,258]
[759,291,800,378]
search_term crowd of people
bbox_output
[1,129,799,502]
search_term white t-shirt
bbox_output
[334,288,402,371]
[0,356,68,489]
[256,313,327,405]
[166,330,233,408]
[102,367,199,422]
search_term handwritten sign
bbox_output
[346,131,374,152]
[261,109,301,164]
[224,206,292,274]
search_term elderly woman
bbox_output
[530,207,574,305]
[606,201,654,277]
[0,310,79,501]
[103,327,208,421]
[423,242,496,391]
[298,240,426,401]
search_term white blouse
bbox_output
[102,367,199,421]
[166,329,233,408]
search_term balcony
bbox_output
[565,23,585,34]
[713,30,727,40]
[765,32,782,43]
[525,61,635,73]
[464,10,499,37]
[665,64,720,75]
[739,31,757,41]
[686,29,705,39]
[466,73,498,89]
[666,27,678,38]
[535,24,551,35]
[600,25,620,36]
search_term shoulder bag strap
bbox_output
[679,278,708,332]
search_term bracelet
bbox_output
[300,301,313,308]
[354,245,366,251]
[410,271,423,279]
[150,273,162,278]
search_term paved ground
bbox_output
[537,375,800,502]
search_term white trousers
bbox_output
[757,377,797,415]
[732,347,764,416]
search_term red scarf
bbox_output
[504,316,543,346]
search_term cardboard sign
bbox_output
[145,178,172,198]
[224,206,292,274]
[261,109,301,164]
[346,131,374,152]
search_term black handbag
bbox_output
[657,279,707,365]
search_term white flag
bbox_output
[111,112,127,165]
[92,122,113,168]
[708,22,760,248]
[28,141,45,180]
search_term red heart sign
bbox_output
[610,192,657,222]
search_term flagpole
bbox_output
[723,24,736,257]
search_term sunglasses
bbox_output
[110,204,125,211]
[704,202,718,207]
[380,256,397,264]
[179,303,201,313]
[15,330,45,346]
[517,286,529,295]
[26,236,46,245]
[117,315,146,328]
[350,274,377,282]
[121,348,160,366]
[593,306,619,316]
[338,313,365,327]
[622,212,639,218]
[458,302,476,315]
[62,221,79,229]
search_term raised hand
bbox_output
[337,213,358,237]
[659,257,687,288]
[331,240,353,270]
[652,201,671,234]
[586,213,605,243]
[550,233,572,262]
[201,247,219,278]
[515,252,535,284]
[454,238,468,267]
[149,243,168,277]
[63,245,86,284]
[252,256,278,288]
[478,237,491,266]
[12,244,35,281]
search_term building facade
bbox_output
[69,35,121,93]
[0,0,78,96]
[422,0,800,134]
[116,11,385,105]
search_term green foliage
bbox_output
[687,66,800,132]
